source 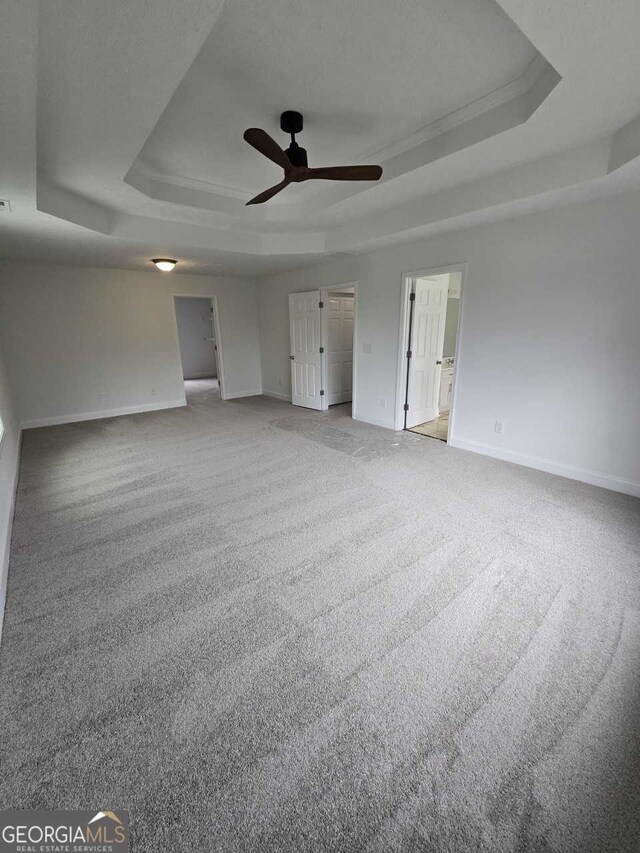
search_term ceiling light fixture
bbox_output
[151,258,177,272]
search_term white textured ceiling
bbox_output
[2,0,640,276]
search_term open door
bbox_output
[289,290,323,410]
[406,277,448,428]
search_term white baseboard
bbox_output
[352,410,396,430]
[449,436,640,498]
[222,389,263,400]
[21,398,186,429]
[262,389,292,402]
[183,372,217,380]
[0,428,22,644]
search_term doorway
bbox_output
[173,295,226,399]
[288,282,357,415]
[395,267,464,442]
[323,286,355,409]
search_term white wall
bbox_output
[258,190,640,496]
[0,339,20,637]
[0,262,262,426]
[174,296,217,379]
[443,297,460,358]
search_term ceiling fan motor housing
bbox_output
[285,141,308,167]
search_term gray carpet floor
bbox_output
[1,379,639,852]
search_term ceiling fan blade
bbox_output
[304,165,383,182]
[243,128,291,170]
[246,179,290,206]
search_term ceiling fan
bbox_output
[243,110,383,205]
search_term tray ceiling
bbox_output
[137,0,539,200]
[3,0,640,274]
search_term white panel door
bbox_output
[289,290,322,410]
[406,277,448,428]
[326,295,354,406]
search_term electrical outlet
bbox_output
[278,377,283,387]
[494,420,503,434]
[380,398,386,409]
[99,391,109,402]
[151,388,158,397]
[363,342,372,354]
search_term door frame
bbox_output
[172,293,227,399]
[394,264,467,441]
[319,281,358,413]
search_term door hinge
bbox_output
[320,389,325,396]
[319,346,324,353]
[409,292,416,302]
[406,350,412,359]
[319,300,324,308]
[403,403,409,411]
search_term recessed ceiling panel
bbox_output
[137,0,539,199]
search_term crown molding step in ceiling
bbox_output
[3,0,640,272]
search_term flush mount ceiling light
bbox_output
[151,258,177,272]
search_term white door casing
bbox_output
[325,295,354,406]
[204,306,218,378]
[289,290,323,410]
[406,277,448,428]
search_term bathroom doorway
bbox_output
[396,266,464,443]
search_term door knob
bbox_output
[290,355,295,360]
[436,360,442,365]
